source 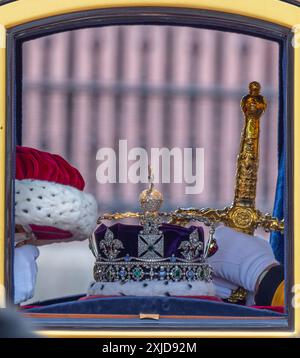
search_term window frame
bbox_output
[0,0,297,337]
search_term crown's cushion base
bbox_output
[87,280,215,297]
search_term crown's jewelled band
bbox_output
[93,260,213,283]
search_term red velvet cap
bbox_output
[16,146,85,190]
[15,146,97,243]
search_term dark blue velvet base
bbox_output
[24,296,284,317]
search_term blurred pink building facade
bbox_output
[22,25,279,214]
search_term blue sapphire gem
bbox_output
[170,254,176,263]
[124,254,131,262]
[119,268,127,279]
[159,267,166,279]
[186,269,195,280]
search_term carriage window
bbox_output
[21,26,279,303]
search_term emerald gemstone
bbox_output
[105,266,116,281]
[148,244,154,251]
[132,267,144,280]
[171,266,182,281]
[197,267,204,279]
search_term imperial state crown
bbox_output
[88,169,216,297]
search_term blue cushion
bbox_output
[25,296,284,317]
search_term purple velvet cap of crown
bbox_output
[93,223,204,260]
